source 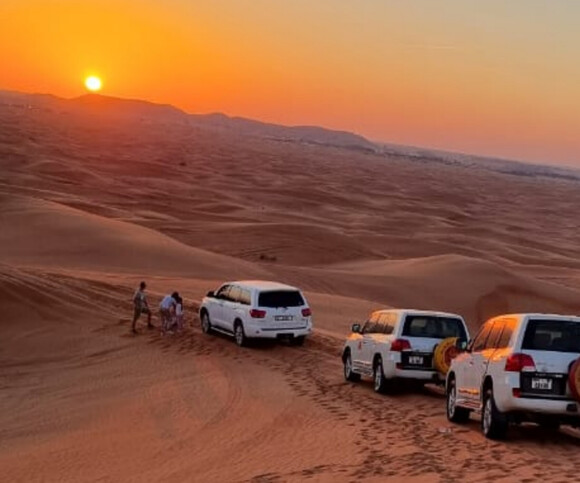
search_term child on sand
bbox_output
[132,281,153,334]
[174,296,184,333]
[159,292,179,334]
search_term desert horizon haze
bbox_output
[1,0,580,166]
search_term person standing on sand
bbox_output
[132,281,153,334]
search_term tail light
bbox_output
[250,309,266,319]
[391,339,411,352]
[301,308,312,317]
[505,353,536,372]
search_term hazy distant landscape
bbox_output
[2,90,580,481]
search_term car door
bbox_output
[360,313,380,372]
[212,284,231,328]
[466,320,503,403]
[456,321,491,403]
[222,285,242,332]
[349,321,366,373]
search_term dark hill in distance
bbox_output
[1,89,578,178]
[0,90,377,153]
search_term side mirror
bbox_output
[351,323,361,334]
[455,339,468,351]
[206,290,215,298]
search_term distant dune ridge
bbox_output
[2,89,580,481]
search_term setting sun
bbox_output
[84,76,102,92]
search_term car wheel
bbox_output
[234,321,247,347]
[201,312,213,334]
[373,358,391,394]
[343,351,361,382]
[482,387,508,439]
[446,378,470,423]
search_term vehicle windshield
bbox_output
[258,290,304,308]
[522,319,580,353]
[402,315,467,340]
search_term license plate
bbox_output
[408,356,424,365]
[274,315,293,321]
[531,378,553,390]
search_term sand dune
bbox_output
[0,194,267,279]
[2,92,580,481]
[322,255,580,330]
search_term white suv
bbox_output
[342,309,469,392]
[446,313,580,439]
[199,280,313,346]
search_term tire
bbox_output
[482,387,508,440]
[234,321,247,347]
[568,358,580,402]
[373,357,392,394]
[291,336,306,346]
[343,351,361,382]
[446,377,470,423]
[200,311,213,334]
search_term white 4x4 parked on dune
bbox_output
[446,313,580,439]
[199,281,313,346]
[342,309,469,392]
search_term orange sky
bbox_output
[1,0,579,165]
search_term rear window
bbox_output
[522,319,580,353]
[402,316,467,340]
[258,290,304,308]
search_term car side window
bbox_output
[484,321,505,350]
[216,285,231,299]
[379,314,395,335]
[239,289,251,305]
[496,318,516,348]
[229,286,241,303]
[471,322,495,352]
[362,319,377,334]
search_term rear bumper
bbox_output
[244,323,312,339]
[497,373,580,415]
[502,395,580,416]
[394,368,443,382]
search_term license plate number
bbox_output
[531,378,552,390]
[409,356,424,365]
[275,315,293,321]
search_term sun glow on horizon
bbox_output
[84,75,102,92]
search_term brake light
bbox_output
[505,353,536,372]
[391,339,411,352]
[250,309,266,319]
[302,308,312,317]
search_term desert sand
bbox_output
[2,91,580,482]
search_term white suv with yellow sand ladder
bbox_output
[342,309,469,392]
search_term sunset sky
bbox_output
[1,0,579,165]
